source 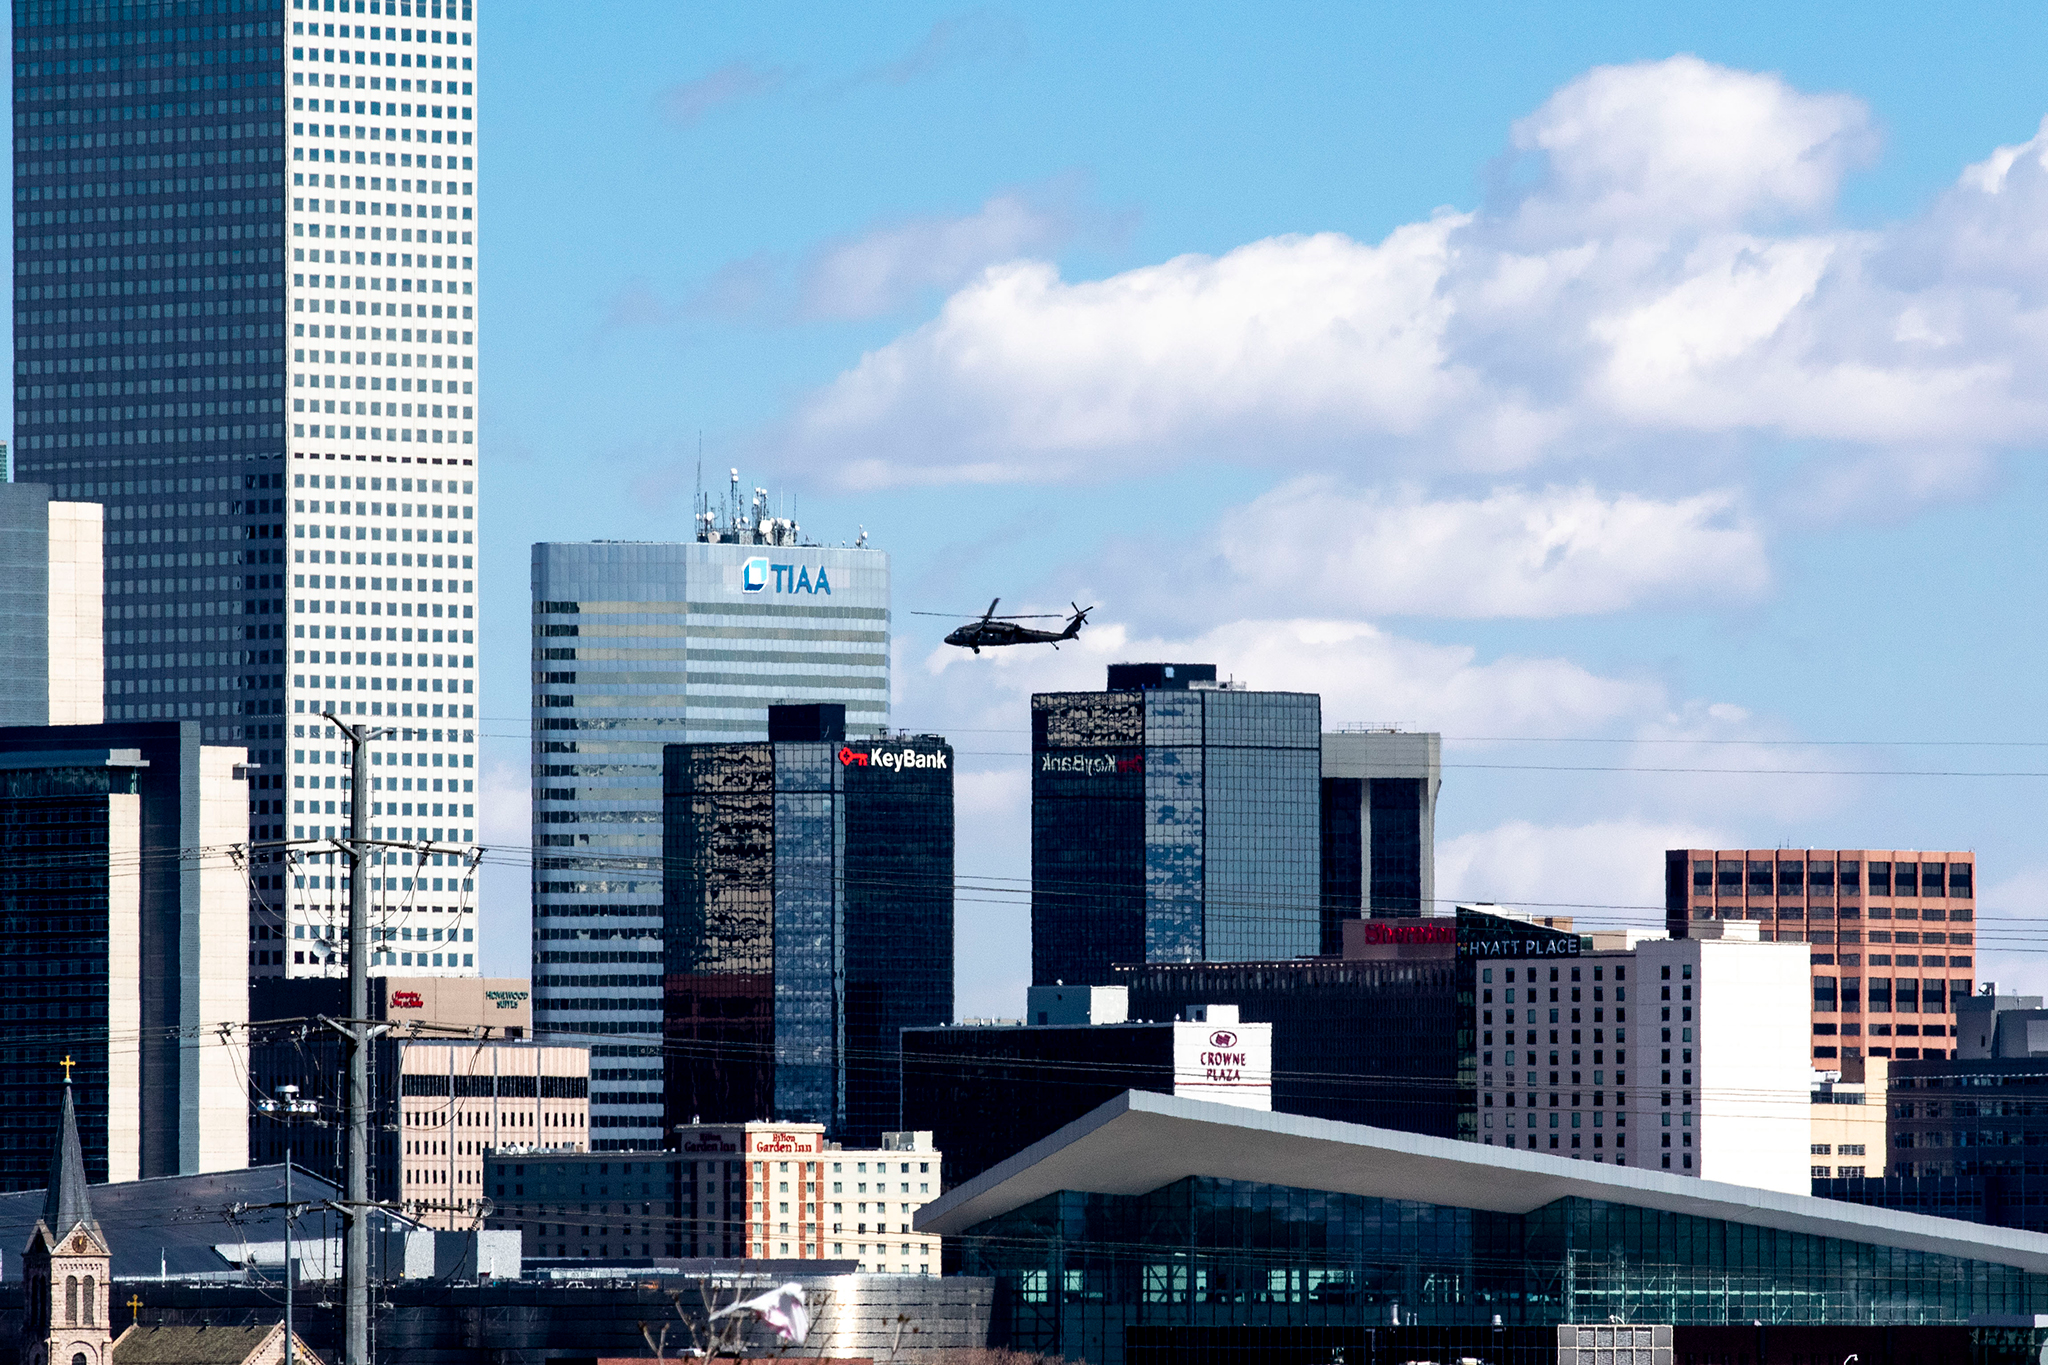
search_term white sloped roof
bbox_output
[916,1089,2048,1273]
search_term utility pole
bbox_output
[324,713,383,1365]
[284,1152,294,1365]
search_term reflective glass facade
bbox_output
[960,1178,2048,1365]
[1033,673,1320,986]
[842,742,954,1144]
[0,751,128,1189]
[662,732,951,1143]
[531,539,889,1150]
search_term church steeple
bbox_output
[20,1071,111,1365]
[42,1077,97,1242]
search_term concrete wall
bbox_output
[0,485,101,728]
[105,791,142,1185]
[793,1275,995,1363]
[377,974,531,1033]
[1633,935,1812,1195]
[1321,729,1441,918]
[44,500,102,726]
[186,744,250,1175]
[1810,1056,1888,1179]
[402,1229,523,1281]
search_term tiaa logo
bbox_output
[741,557,769,592]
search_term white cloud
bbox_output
[1437,818,1733,930]
[775,56,2048,492]
[1501,55,1874,239]
[1209,479,1767,617]
[803,224,1464,485]
[916,616,1667,738]
[609,182,1113,328]
[799,191,1083,321]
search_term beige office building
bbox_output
[1811,1055,1888,1180]
[396,1040,589,1229]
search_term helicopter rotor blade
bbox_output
[910,610,1065,619]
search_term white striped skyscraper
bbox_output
[11,0,481,979]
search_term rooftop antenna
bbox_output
[694,432,703,542]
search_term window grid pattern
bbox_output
[960,1179,2048,1365]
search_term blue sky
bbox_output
[448,3,2048,1012]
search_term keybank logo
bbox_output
[741,557,833,595]
[840,746,949,772]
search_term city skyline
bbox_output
[11,5,2048,1024]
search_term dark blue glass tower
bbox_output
[1031,665,1321,986]
[662,706,953,1144]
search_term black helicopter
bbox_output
[918,599,1094,653]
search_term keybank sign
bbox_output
[840,746,948,772]
[741,557,833,595]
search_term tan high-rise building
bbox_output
[1665,849,1976,1065]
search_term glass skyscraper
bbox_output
[662,706,953,1144]
[9,0,482,980]
[1031,663,1321,987]
[531,506,891,1150]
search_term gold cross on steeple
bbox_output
[126,1295,142,1316]
[59,1055,75,1083]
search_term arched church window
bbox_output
[65,1275,77,1326]
[73,1352,88,1365]
[83,1276,95,1325]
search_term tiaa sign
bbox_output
[742,557,833,595]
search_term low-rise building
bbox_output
[918,1088,2048,1365]
[248,974,538,1195]
[1810,1055,1888,1181]
[397,1040,590,1229]
[485,1124,944,1274]
[901,997,1271,1187]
